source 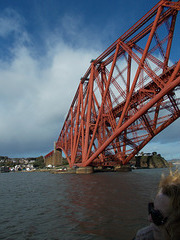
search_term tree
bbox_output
[33,156,45,169]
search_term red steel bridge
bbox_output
[45,0,180,168]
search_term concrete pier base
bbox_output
[76,166,93,174]
[44,149,62,167]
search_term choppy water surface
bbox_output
[0,168,176,240]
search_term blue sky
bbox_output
[0,0,179,160]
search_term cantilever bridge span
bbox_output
[45,0,180,168]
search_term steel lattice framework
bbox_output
[49,0,180,167]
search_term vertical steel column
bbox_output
[123,51,132,155]
[83,63,95,162]
[85,42,120,163]
[70,106,73,164]
[71,87,81,165]
[163,12,177,72]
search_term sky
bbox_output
[0,0,179,160]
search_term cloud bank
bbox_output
[0,8,179,160]
[0,9,100,157]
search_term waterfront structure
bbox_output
[45,0,180,168]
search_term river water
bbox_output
[0,167,178,240]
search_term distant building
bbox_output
[136,152,152,157]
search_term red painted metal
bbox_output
[46,0,180,167]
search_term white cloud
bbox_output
[0,16,100,157]
[0,9,21,37]
[0,8,29,46]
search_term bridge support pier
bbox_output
[76,166,93,174]
[44,143,62,167]
[52,149,62,166]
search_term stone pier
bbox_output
[44,144,62,167]
[76,166,93,174]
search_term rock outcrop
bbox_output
[129,152,170,168]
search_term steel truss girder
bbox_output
[53,0,180,167]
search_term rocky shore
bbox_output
[129,152,170,169]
